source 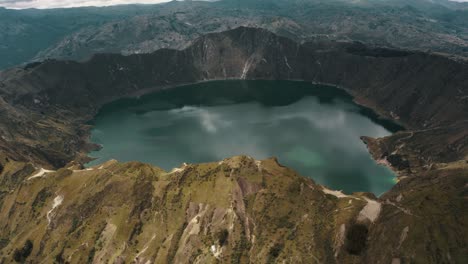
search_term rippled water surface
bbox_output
[89,80,402,194]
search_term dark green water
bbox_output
[89,80,403,195]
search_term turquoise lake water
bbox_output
[89,80,402,195]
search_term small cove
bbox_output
[88,80,403,195]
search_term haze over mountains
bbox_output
[0,0,467,69]
[0,0,170,9]
[0,26,467,263]
[1,0,468,9]
[0,1,467,263]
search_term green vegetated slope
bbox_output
[1,0,467,70]
[0,27,466,263]
[0,154,466,263]
[0,4,172,69]
[0,156,363,263]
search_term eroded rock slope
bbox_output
[0,27,467,263]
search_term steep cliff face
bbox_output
[1,156,465,263]
[0,156,369,263]
[1,27,466,167]
[0,27,467,263]
[366,161,468,264]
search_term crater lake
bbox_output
[88,80,403,195]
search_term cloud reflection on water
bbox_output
[90,93,395,195]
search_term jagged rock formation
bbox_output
[0,27,467,263]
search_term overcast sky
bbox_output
[0,0,466,9]
[0,0,170,9]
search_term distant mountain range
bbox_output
[0,27,467,263]
[0,0,467,70]
[0,1,467,263]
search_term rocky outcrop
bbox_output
[0,156,363,263]
[0,27,467,263]
[0,155,465,263]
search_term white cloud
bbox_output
[0,0,171,9]
[0,0,466,9]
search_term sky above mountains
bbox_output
[0,0,170,9]
[0,0,466,9]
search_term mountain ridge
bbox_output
[1,0,467,70]
[0,27,467,168]
[0,27,466,263]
